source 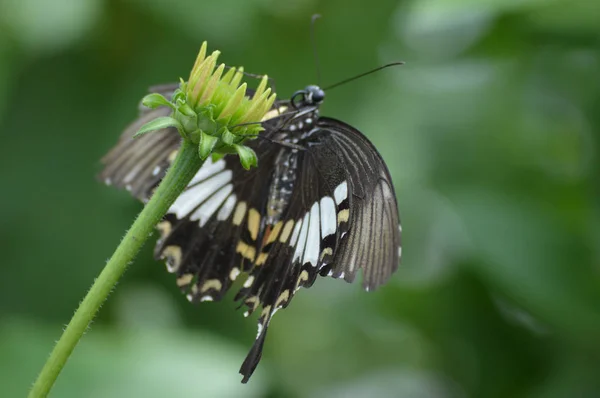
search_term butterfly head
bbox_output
[291,85,325,109]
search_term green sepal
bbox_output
[141,93,174,110]
[177,102,197,119]
[175,78,186,94]
[196,105,218,135]
[134,116,183,138]
[199,131,219,160]
[234,144,258,170]
[220,127,235,146]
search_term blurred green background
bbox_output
[1,0,599,397]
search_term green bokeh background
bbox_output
[1,0,599,397]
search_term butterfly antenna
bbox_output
[310,14,322,86]
[323,62,405,91]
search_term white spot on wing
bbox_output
[190,183,233,226]
[302,202,320,267]
[189,158,226,186]
[293,213,310,263]
[229,267,240,281]
[217,194,237,221]
[243,276,254,288]
[169,170,232,219]
[290,218,303,247]
[152,165,161,176]
[319,196,336,238]
[334,181,348,204]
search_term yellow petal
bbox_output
[229,67,244,88]
[263,93,277,116]
[199,63,225,106]
[218,83,247,121]
[241,88,271,124]
[254,93,277,124]
[188,42,207,83]
[221,66,237,84]
[189,51,220,107]
[253,75,268,100]
[189,48,215,95]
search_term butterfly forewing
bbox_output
[156,138,282,303]
[99,84,181,200]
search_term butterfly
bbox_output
[99,81,402,382]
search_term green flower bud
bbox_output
[135,41,277,169]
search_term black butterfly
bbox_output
[99,82,402,382]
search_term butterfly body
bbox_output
[100,83,401,382]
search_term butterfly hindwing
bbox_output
[235,116,392,380]
[312,117,401,290]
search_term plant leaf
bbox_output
[134,117,182,138]
[221,128,234,146]
[141,93,174,110]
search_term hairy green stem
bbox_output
[29,140,202,398]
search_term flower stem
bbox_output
[29,139,202,398]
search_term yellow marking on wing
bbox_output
[295,270,309,291]
[261,305,272,319]
[200,279,222,293]
[256,252,268,266]
[156,221,172,239]
[247,208,260,241]
[245,295,259,310]
[337,209,350,224]
[275,290,290,308]
[320,247,333,261]
[266,221,283,245]
[168,150,178,163]
[176,274,194,287]
[163,245,182,272]
[279,219,295,243]
[236,241,256,261]
[233,201,247,226]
